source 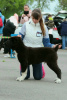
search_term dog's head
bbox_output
[5,36,22,50]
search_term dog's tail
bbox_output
[54,45,59,52]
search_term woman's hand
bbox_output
[17,35,22,37]
[58,44,62,49]
[22,14,26,17]
[27,14,30,17]
[53,44,62,49]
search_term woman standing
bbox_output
[3,13,18,57]
[58,18,67,49]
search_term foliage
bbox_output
[0,0,67,18]
[0,0,28,18]
[55,0,67,12]
[59,0,67,10]
[0,0,56,18]
[28,0,52,11]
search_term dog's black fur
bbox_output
[0,39,4,50]
[5,37,61,81]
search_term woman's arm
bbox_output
[18,23,26,40]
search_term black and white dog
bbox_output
[5,37,61,83]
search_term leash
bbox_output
[0,36,10,39]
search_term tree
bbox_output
[0,0,28,18]
[59,0,67,10]
[54,0,67,12]
[0,0,56,18]
[28,0,55,11]
[0,0,67,18]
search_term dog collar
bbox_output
[0,36,10,39]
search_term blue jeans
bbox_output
[20,63,42,80]
[62,36,67,49]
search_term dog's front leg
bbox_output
[16,69,27,81]
[16,62,28,81]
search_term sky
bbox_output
[44,0,59,14]
[30,0,59,14]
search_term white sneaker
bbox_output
[4,54,10,58]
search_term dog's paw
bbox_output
[16,76,24,81]
[55,78,61,84]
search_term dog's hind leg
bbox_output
[16,63,28,81]
[47,61,61,83]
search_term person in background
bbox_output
[18,16,22,24]
[45,14,54,43]
[3,13,19,57]
[0,10,6,42]
[45,15,49,23]
[48,14,53,21]
[20,4,32,24]
[57,17,67,49]
[17,8,61,81]
[45,14,54,29]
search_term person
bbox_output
[18,8,61,80]
[45,14,54,28]
[57,17,67,49]
[20,4,32,24]
[18,16,22,24]
[3,13,19,57]
[48,14,53,21]
[45,14,54,43]
[0,10,6,42]
[45,15,49,23]
[54,17,62,36]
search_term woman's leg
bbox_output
[62,36,65,49]
[32,63,43,80]
[20,64,30,79]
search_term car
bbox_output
[53,10,67,29]
[52,10,67,44]
[53,10,67,25]
[42,12,55,22]
[42,12,55,18]
[52,27,62,44]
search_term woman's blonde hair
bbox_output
[31,8,45,36]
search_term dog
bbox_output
[5,36,61,83]
[0,39,4,50]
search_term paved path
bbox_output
[0,49,67,100]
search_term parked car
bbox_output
[42,12,54,22]
[42,12,54,18]
[52,27,62,44]
[53,10,67,44]
[53,10,67,25]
